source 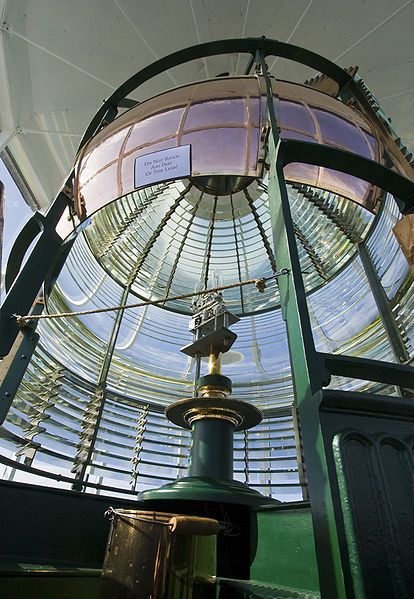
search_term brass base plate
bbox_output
[166,397,263,431]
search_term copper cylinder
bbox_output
[100,509,217,599]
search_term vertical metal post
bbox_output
[0,180,4,274]
[291,405,309,501]
[267,135,346,598]
[358,242,410,369]
[0,300,43,422]
[193,354,201,396]
[259,49,347,596]
[243,429,249,484]
[72,285,130,490]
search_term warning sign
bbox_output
[134,145,191,188]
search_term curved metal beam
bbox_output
[78,37,353,152]
[5,214,43,292]
[280,139,414,215]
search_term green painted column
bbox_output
[188,419,234,479]
[267,135,347,599]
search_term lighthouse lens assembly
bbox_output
[1,42,413,503]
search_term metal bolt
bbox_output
[255,278,267,293]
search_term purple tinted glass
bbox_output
[322,170,371,205]
[182,128,248,174]
[249,128,260,168]
[80,129,125,179]
[250,98,260,128]
[363,132,378,160]
[285,162,373,208]
[125,108,184,152]
[284,163,319,185]
[185,99,247,129]
[315,109,371,158]
[278,101,316,136]
[81,163,118,215]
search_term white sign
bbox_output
[134,145,191,188]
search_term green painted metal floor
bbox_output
[0,562,101,599]
[0,562,321,599]
[218,579,320,599]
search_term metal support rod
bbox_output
[243,52,256,75]
[244,188,278,272]
[291,404,309,501]
[72,285,130,489]
[193,354,201,396]
[208,352,222,375]
[259,50,280,143]
[358,242,410,366]
[202,194,218,290]
[229,194,246,312]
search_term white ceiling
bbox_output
[0,0,413,210]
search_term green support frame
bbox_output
[267,135,347,598]
[260,46,414,596]
[0,189,71,357]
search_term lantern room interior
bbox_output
[1,2,414,598]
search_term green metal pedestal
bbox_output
[139,476,277,507]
